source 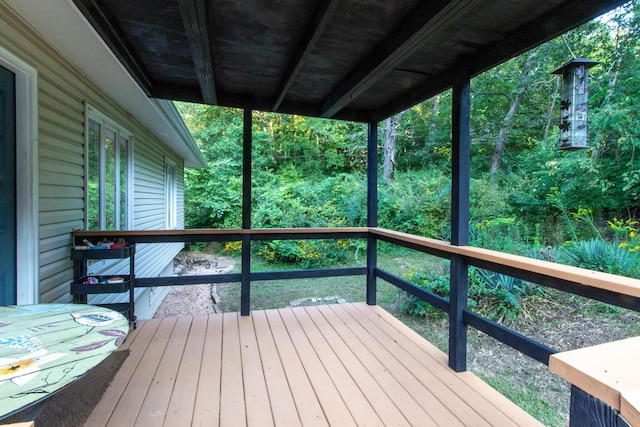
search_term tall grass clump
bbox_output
[558,239,640,278]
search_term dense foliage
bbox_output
[177,2,640,313]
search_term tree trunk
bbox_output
[427,95,441,146]
[383,111,406,182]
[490,53,535,184]
[543,76,560,140]
[490,94,521,183]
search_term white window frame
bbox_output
[164,158,178,229]
[84,104,134,231]
[0,46,38,304]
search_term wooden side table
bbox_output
[549,336,640,426]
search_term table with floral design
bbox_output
[0,304,129,418]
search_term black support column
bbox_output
[366,120,378,305]
[241,109,252,316]
[449,71,471,372]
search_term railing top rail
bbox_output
[72,227,369,238]
[72,226,640,300]
[370,228,640,300]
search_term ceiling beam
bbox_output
[178,0,217,105]
[372,0,628,122]
[71,0,154,96]
[272,0,343,111]
[320,0,479,118]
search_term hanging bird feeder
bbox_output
[552,58,599,150]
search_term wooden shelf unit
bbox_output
[70,245,136,328]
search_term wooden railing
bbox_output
[72,227,640,368]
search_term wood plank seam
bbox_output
[314,304,437,425]
[351,303,509,425]
[365,303,543,426]
[264,309,329,426]
[327,303,465,426]
[105,317,179,426]
[304,305,411,426]
[251,310,301,426]
[278,307,357,426]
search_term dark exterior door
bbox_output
[0,65,16,305]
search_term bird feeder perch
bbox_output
[552,58,599,150]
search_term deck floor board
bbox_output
[85,303,543,427]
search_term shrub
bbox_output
[223,241,242,256]
[401,271,450,319]
[470,217,529,254]
[469,267,541,321]
[255,239,355,268]
[559,238,640,278]
[378,170,450,239]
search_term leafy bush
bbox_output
[378,170,450,239]
[470,217,529,254]
[252,173,367,229]
[401,271,450,319]
[255,239,355,268]
[223,241,242,256]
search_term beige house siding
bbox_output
[0,3,186,317]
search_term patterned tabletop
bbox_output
[0,304,129,418]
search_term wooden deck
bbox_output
[84,303,543,426]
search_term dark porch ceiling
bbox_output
[73,0,626,123]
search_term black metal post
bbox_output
[366,120,378,305]
[72,260,88,304]
[241,109,252,316]
[449,71,471,372]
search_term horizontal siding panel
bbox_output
[39,74,86,108]
[134,202,164,210]
[40,246,72,268]
[40,221,83,240]
[40,234,73,253]
[135,208,164,219]
[134,205,165,214]
[134,176,164,187]
[39,102,82,131]
[135,162,164,176]
[39,156,84,175]
[39,123,84,148]
[39,144,84,163]
[39,197,84,212]
[135,222,166,231]
[39,170,84,188]
[135,243,183,277]
[42,284,74,304]
[134,186,164,196]
[40,260,74,292]
[40,255,73,277]
[39,209,84,227]
[133,214,165,226]
[40,185,84,199]
[135,191,165,199]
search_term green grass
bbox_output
[217,276,367,312]
[215,254,369,312]
[478,374,563,427]
[214,246,437,311]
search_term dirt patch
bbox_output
[153,252,235,318]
